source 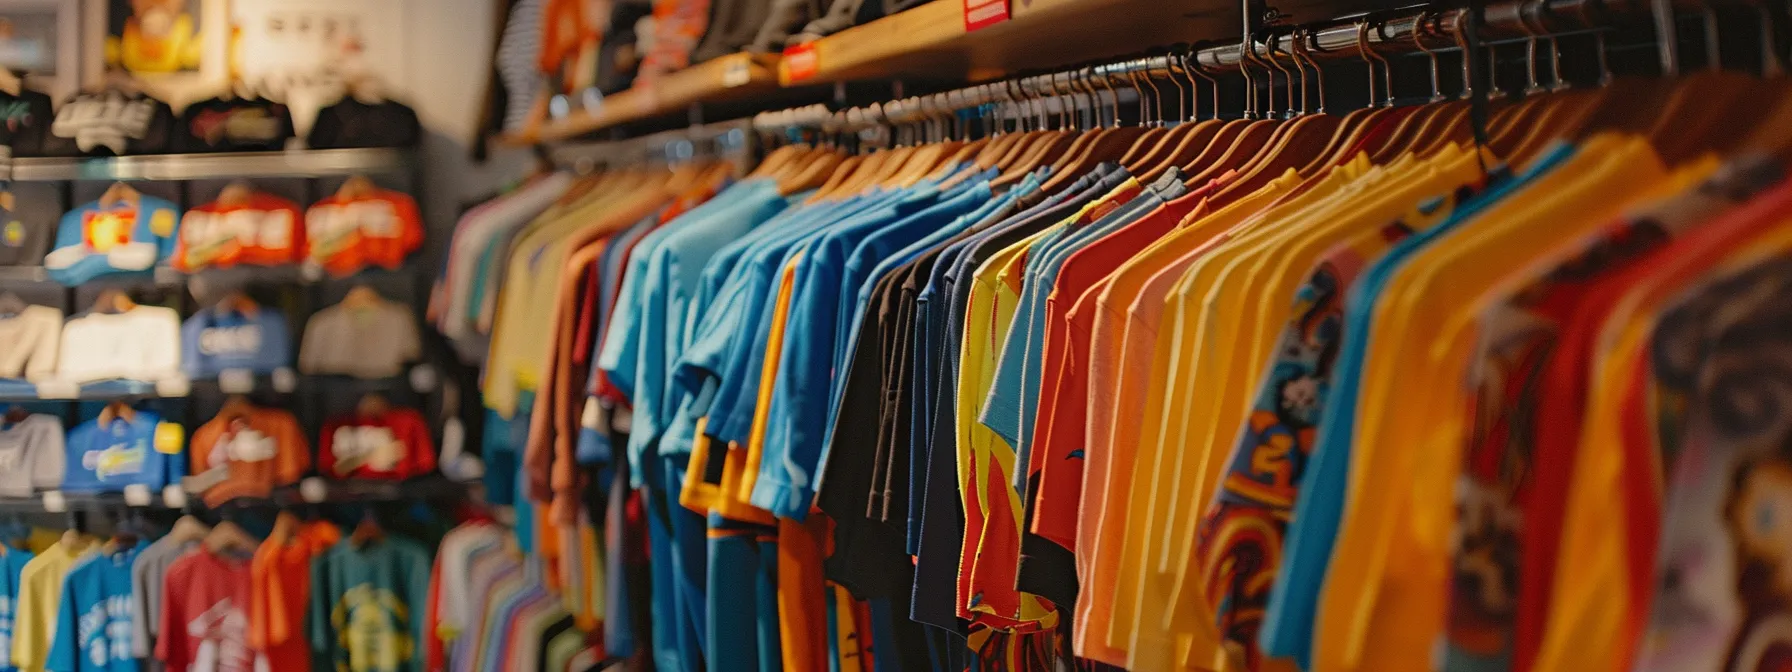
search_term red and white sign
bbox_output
[963,0,1010,32]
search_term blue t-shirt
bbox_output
[62,411,182,493]
[179,305,292,377]
[46,544,143,672]
[0,547,33,672]
[1258,143,1577,665]
[44,196,180,287]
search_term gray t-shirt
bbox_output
[298,297,422,379]
[0,414,63,497]
[131,536,198,661]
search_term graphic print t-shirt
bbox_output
[43,196,180,286]
[303,190,423,277]
[0,547,33,672]
[0,205,50,268]
[61,412,183,493]
[317,408,436,481]
[177,98,295,153]
[0,90,55,158]
[44,90,175,157]
[46,544,143,672]
[305,100,421,150]
[310,538,433,672]
[190,407,309,506]
[156,549,261,672]
[172,194,305,272]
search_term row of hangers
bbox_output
[741,0,1792,203]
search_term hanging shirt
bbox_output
[156,548,258,672]
[14,541,96,672]
[43,196,180,287]
[46,543,143,672]
[303,188,424,277]
[61,410,183,493]
[0,415,65,498]
[189,406,309,505]
[0,547,34,672]
[309,538,433,672]
[317,408,436,481]
[249,522,341,672]
[171,194,305,272]
[179,305,293,378]
[54,307,183,386]
[129,536,194,662]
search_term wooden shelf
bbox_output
[777,0,1240,86]
[507,53,783,144]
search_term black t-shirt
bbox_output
[307,98,421,149]
[0,89,56,158]
[43,89,176,156]
[0,205,48,266]
[178,96,295,152]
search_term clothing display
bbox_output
[61,407,183,493]
[309,536,432,672]
[14,539,96,672]
[188,404,308,506]
[46,542,144,672]
[155,545,258,671]
[0,206,52,268]
[317,406,436,481]
[0,414,65,498]
[177,97,295,153]
[0,89,57,158]
[44,90,176,157]
[43,194,180,287]
[0,306,62,382]
[297,293,423,379]
[303,186,424,277]
[171,192,305,272]
[54,306,182,386]
[305,98,422,150]
[179,301,293,378]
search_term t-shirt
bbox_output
[0,306,61,381]
[43,196,180,286]
[309,538,433,672]
[306,99,421,149]
[0,547,35,672]
[0,89,56,158]
[171,194,305,272]
[155,548,259,672]
[0,206,52,267]
[303,190,424,277]
[297,297,421,380]
[317,408,436,481]
[44,90,175,157]
[54,306,183,386]
[130,536,195,661]
[189,406,309,505]
[177,97,295,153]
[46,543,143,672]
[14,541,95,672]
[249,522,340,672]
[0,415,64,498]
[179,305,293,378]
[61,410,183,493]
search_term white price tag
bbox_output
[122,484,152,507]
[300,262,324,282]
[218,369,255,394]
[161,484,187,509]
[299,477,328,503]
[612,407,633,434]
[41,490,65,513]
[156,376,191,397]
[272,367,297,393]
[409,364,438,393]
[34,380,77,399]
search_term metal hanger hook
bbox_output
[1414,13,1446,103]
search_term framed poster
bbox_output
[0,0,79,101]
[105,0,205,74]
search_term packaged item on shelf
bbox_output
[45,541,143,672]
[298,288,421,380]
[0,199,51,267]
[43,185,181,286]
[188,399,308,505]
[0,411,65,498]
[171,185,305,272]
[61,404,183,493]
[0,300,61,382]
[177,95,296,153]
[54,298,182,386]
[179,295,292,378]
[317,397,436,481]
[303,178,423,277]
[0,87,58,158]
[44,88,177,157]
[305,96,421,149]
[308,533,432,672]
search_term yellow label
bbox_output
[154,422,184,455]
[150,209,175,238]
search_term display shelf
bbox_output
[0,371,429,403]
[4,148,410,182]
[507,53,784,144]
[0,378,185,403]
[0,476,477,513]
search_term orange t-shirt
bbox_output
[249,521,341,672]
[303,189,424,276]
[191,406,310,506]
[172,193,305,271]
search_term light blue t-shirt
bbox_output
[45,543,143,672]
[1258,143,1577,666]
[752,179,992,518]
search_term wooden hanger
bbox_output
[267,510,301,547]
[779,149,845,195]
[204,519,260,554]
[340,285,384,310]
[805,155,866,203]
[748,142,807,179]
[217,180,256,207]
[167,515,211,545]
[336,175,377,200]
[93,288,136,314]
[357,392,392,417]
[351,509,386,546]
[991,75,1081,188]
[1036,68,1155,194]
[99,400,136,425]
[99,182,141,209]
[3,405,29,425]
[218,395,255,419]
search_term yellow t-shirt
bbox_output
[13,539,96,672]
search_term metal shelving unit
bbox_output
[3,148,409,182]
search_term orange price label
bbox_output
[782,43,821,83]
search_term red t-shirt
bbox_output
[158,548,259,672]
[173,194,306,272]
[249,521,341,672]
[318,407,438,480]
[304,189,424,277]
